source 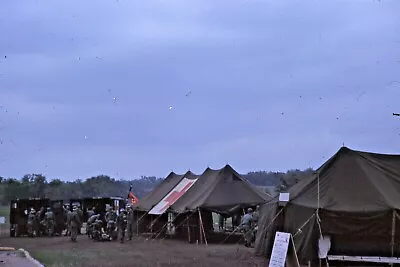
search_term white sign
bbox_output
[269,232,291,267]
[279,193,290,202]
[149,177,198,215]
[0,216,5,224]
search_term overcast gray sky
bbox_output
[1,0,399,181]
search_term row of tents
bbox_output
[132,146,400,264]
[132,165,270,243]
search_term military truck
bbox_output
[10,198,66,237]
[9,198,49,237]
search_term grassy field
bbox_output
[2,235,266,267]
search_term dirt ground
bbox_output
[0,235,267,267]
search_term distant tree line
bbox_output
[242,168,314,193]
[0,168,313,205]
[0,174,162,206]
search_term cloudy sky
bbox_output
[0,0,399,181]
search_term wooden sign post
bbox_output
[269,231,300,267]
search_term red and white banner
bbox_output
[148,177,198,215]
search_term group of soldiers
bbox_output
[76,204,135,243]
[26,204,82,240]
[27,203,258,246]
[26,203,135,244]
[26,206,58,237]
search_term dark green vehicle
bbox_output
[10,198,66,237]
[9,198,50,237]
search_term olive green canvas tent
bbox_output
[255,146,400,264]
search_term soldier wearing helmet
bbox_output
[27,208,36,237]
[117,208,128,243]
[240,207,255,247]
[44,207,55,237]
[68,206,81,242]
[126,204,135,241]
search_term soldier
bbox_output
[76,205,84,235]
[63,204,71,236]
[92,217,104,241]
[87,214,100,239]
[105,207,118,240]
[44,207,56,237]
[27,209,36,237]
[117,208,128,243]
[126,205,134,241]
[68,206,81,242]
[87,206,96,218]
[36,207,45,237]
[240,208,254,247]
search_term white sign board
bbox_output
[269,232,291,267]
[149,178,198,215]
[0,216,5,224]
[279,193,290,207]
[279,193,290,202]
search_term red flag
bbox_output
[128,192,139,204]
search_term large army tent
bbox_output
[133,171,197,212]
[255,146,400,264]
[169,164,270,214]
[132,171,199,234]
[163,164,271,243]
[137,164,270,243]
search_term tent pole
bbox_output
[136,216,139,236]
[187,216,191,243]
[391,210,396,266]
[198,208,208,246]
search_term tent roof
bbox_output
[134,171,198,211]
[169,164,271,213]
[279,146,400,212]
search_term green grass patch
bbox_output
[30,250,94,267]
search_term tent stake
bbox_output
[198,208,208,246]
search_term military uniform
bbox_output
[87,207,95,218]
[117,209,128,243]
[87,214,99,238]
[105,208,118,239]
[63,205,72,236]
[68,208,81,242]
[44,207,55,237]
[76,207,83,234]
[36,207,45,237]
[240,208,255,247]
[126,206,134,240]
[27,210,36,237]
